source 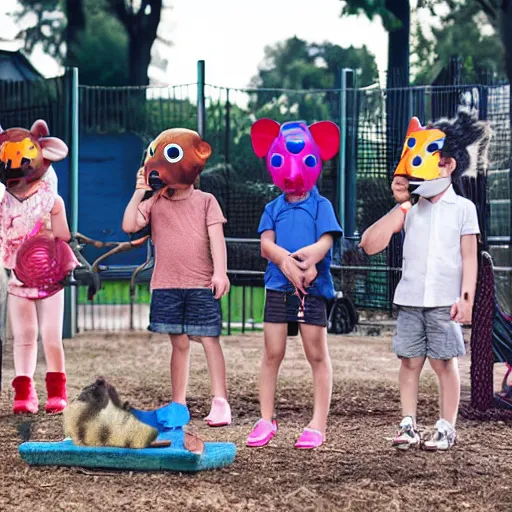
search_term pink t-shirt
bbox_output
[138,189,226,290]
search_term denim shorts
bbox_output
[393,306,465,360]
[149,288,222,337]
[264,289,327,327]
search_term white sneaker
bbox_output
[422,419,456,451]
[392,416,420,450]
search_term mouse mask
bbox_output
[0,120,68,193]
[251,119,340,195]
[143,128,212,192]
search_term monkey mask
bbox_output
[142,128,212,193]
[394,110,491,198]
[0,120,68,194]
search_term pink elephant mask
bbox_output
[250,119,340,195]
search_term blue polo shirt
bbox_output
[258,187,343,299]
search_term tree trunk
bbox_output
[128,37,153,86]
[385,0,410,309]
[110,0,163,86]
[64,0,86,68]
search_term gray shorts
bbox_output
[393,306,465,360]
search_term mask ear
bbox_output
[30,120,50,138]
[196,140,212,160]
[251,119,281,157]
[309,121,340,161]
[406,117,423,136]
[40,137,68,162]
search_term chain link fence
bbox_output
[0,71,510,332]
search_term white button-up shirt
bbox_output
[393,186,480,308]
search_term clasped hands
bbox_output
[279,246,318,295]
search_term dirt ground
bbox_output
[1,330,512,512]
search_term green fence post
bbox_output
[63,67,79,339]
[344,69,357,239]
[338,68,356,234]
[197,60,206,138]
[338,69,347,228]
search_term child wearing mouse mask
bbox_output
[122,128,232,426]
[0,119,78,415]
[360,109,491,451]
[246,119,343,449]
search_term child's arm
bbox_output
[451,234,478,324]
[359,176,410,255]
[359,206,406,255]
[122,168,152,233]
[51,195,72,242]
[290,234,334,267]
[261,230,307,294]
[208,222,230,299]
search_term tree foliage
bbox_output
[340,0,509,84]
[412,0,505,84]
[251,36,379,91]
[9,0,169,86]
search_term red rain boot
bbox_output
[45,372,67,414]
[12,376,39,414]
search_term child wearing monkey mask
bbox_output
[122,128,232,426]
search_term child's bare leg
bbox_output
[300,323,332,435]
[399,356,426,422]
[37,290,65,372]
[429,357,460,426]
[260,322,287,421]
[9,294,38,377]
[200,336,227,399]
[170,334,190,405]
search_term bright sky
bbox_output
[0,0,390,88]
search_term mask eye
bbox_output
[304,155,317,168]
[407,137,416,149]
[164,143,184,163]
[148,143,155,157]
[426,138,445,153]
[412,156,423,167]
[270,153,283,167]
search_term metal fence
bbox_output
[0,66,510,334]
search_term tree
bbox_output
[340,0,511,84]
[412,1,505,84]
[105,0,169,86]
[251,36,379,91]
[249,36,379,123]
[9,0,171,86]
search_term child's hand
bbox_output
[290,247,315,270]
[303,265,318,288]
[392,176,411,204]
[211,272,230,299]
[279,255,307,294]
[450,300,473,325]
[136,167,151,191]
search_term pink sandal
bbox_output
[295,427,324,449]
[204,397,232,427]
[247,419,277,447]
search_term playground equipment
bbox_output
[19,401,236,472]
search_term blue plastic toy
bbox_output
[19,402,236,472]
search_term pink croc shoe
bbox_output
[247,419,277,447]
[204,397,232,427]
[295,427,324,449]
